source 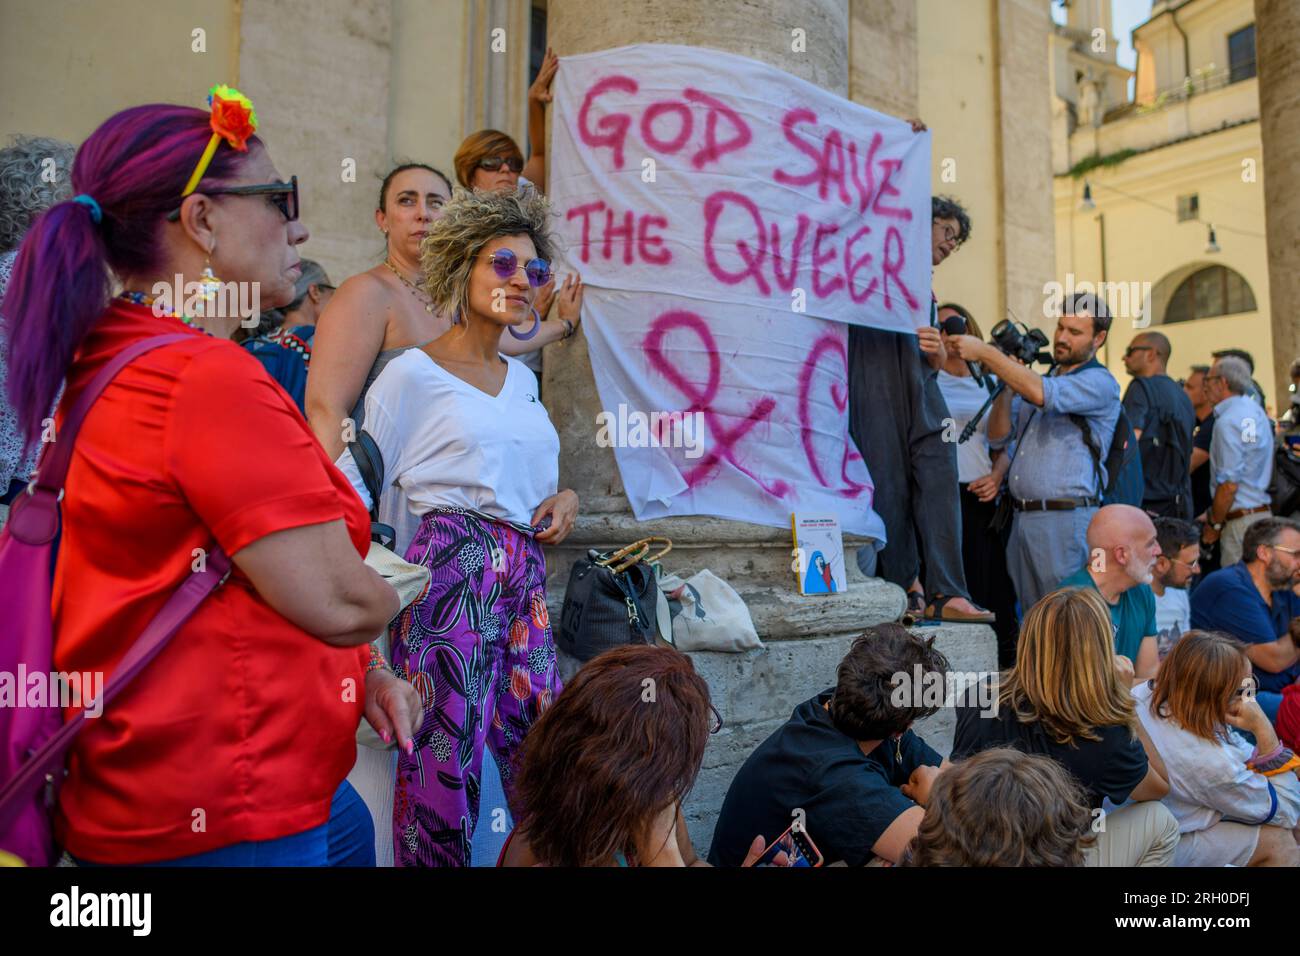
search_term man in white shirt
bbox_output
[1150,517,1200,658]
[1203,355,1274,565]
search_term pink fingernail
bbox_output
[380,730,391,743]
[405,740,414,755]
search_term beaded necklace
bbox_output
[383,259,435,314]
[116,291,213,336]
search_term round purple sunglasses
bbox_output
[484,248,552,287]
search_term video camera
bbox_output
[989,319,1052,366]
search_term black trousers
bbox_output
[847,326,969,603]
[959,484,1020,667]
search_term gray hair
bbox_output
[419,187,555,318]
[1215,355,1253,396]
[0,135,76,253]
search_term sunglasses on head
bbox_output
[478,155,524,174]
[167,175,299,222]
[483,248,551,287]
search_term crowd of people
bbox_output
[2,56,1300,869]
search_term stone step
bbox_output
[556,620,998,854]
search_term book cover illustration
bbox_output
[791,513,847,596]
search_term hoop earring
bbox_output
[508,308,541,341]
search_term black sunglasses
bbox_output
[478,155,523,174]
[167,175,299,222]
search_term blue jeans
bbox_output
[75,782,375,867]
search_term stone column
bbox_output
[543,0,995,846]
[462,0,533,149]
[994,0,1056,330]
[1255,0,1300,403]
[237,0,392,283]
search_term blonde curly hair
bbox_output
[419,187,555,319]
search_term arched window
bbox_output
[1163,265,1257,324]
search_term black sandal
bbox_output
[923,594,996,624]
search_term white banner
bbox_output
[551,44,933,539]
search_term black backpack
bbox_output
[1069,408,1142,506]
[1129,377,1193,515]
[1271,440,1300,517]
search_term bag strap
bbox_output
[30,333,192,493]
[0,331,228,835]
[0,545,230,832]
[597,536,673,574]
[346,431,395,549]
[1068,411,1106,495]
[348,431,385,521]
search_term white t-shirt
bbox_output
[936,370,993,483]
[1131,681,1300,835]
[1153,587,1190,659]
[336,349,560,528]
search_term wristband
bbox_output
[562,318,574,338]
[1248,745,1300,776]
[365,642,390,675]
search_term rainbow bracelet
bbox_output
[1248,745,1300,776]
[365,642,390,675]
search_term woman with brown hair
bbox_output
[951,586,1180,866]
[500,645,772,867]
[454,48,558,194]
[904,748,1095,867]
[1134,630,1300,866]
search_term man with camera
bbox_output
[948,292,1121,611]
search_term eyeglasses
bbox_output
[708,702,724,735]
[1169,556,1200,570]
[1205,373,1223,382]
[167,176,299,222]
[482,248,552,287]
[1271,545,1300,557]
[934,222,962,247]
[1124,345,1154,357]
[478,155,524,174]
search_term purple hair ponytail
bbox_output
[1,103,262,450]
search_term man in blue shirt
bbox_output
[1058,504,1161,680]
[1202,355,1274,566]
[1190,517,1300,724]
[950,292,1121,611]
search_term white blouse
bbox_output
[936,369,994,484]
[336,349,560,528]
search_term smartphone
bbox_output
[754,823,823,868]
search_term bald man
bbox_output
[1121,331,1195,519]
[1058,504,1162,681]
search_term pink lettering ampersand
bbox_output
[642,310,789,497]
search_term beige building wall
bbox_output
[916,0,1000,329]
[0,0,510,287]
[390,0,470,184]
[916,0,1056,336]
[1052,0,1276,408]
[1054,121,1271,405]
[0,0,239,144]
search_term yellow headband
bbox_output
[181,84,260,197]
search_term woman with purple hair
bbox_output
[2,90,421,866]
